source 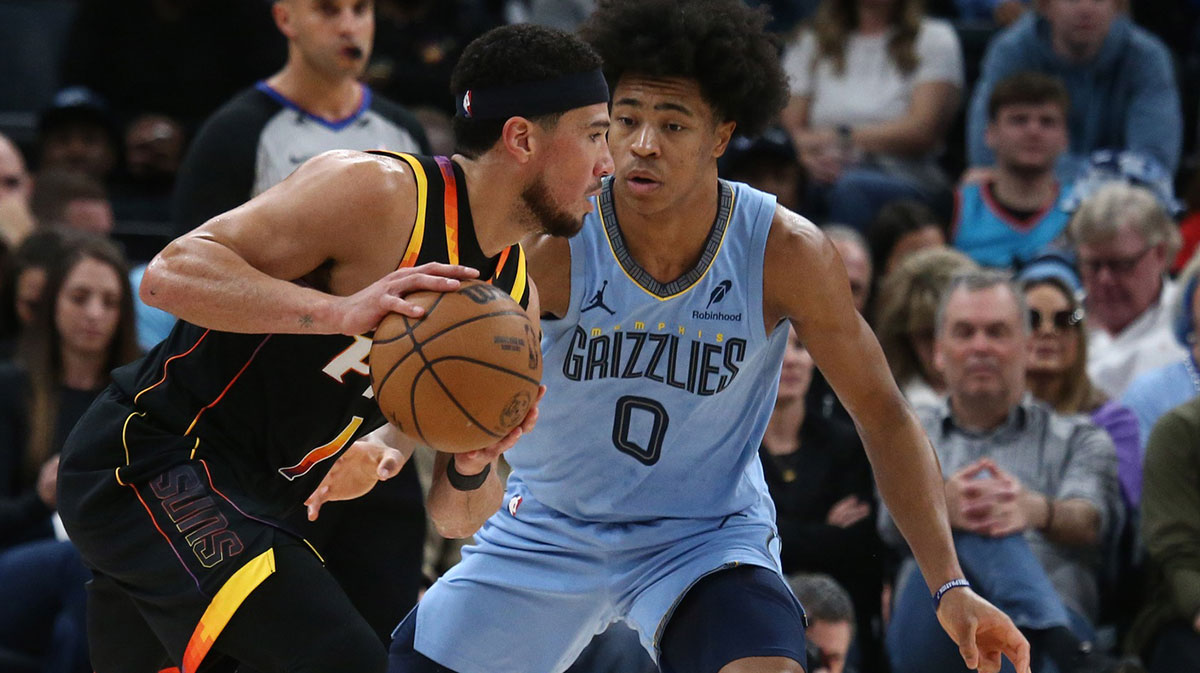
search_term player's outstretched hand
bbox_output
[336,262,480,335]
[304,438,406,520]
[452,386,546,475]
[937,588,1031,673]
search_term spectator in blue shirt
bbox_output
[954,72,1071,269]
[966,0,1181,183]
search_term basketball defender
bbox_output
[55,25,613,673]
[386,3,1030,673]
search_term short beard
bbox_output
[520,175,584,238]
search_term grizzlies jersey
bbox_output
[107,153,529,517]
[506,178,788,521]
[952,180,1070,268]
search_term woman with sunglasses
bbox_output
[1023,274,1141,511]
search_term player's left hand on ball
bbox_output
[304,439,405,520]
[937,588,1030,673]
[453,386,545,474]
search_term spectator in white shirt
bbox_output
[781,0,963,232]
[1069,182,1184,397]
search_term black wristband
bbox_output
[446,456,491,491]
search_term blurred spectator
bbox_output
[1022,275,1141,509]
[781,0,964,231]
[720,127,806,213]
[953,72,1071,269]
[60,0,284,132]
[1128,396,1200,672]
[787,573,857,673]
[0,231,71,360]
[172,0,429,235]
[365,0,497,114]
[954,0,1028,26]
[1173,171,1200,274]
[825,225,872,315]
[874,247,977,408]
[881,271,1122,673]
[37,87,119,184]
[967,0,1181,182]
[170,0,431,645]
[0,133,35,253]
[110,113,187,224]
[762,328,884,672]
[0,235,139,551]
[1121,252,1200,447]
[526,0,594,30]
[0,538,90,673]
[1069,182,1185,398]
[867,199,947,277]
[0,133,32,206]
[29,170,114,236]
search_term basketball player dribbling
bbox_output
[54,25,613,673]
[386,2,1031,673]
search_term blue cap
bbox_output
[1016,250,1083,294]
[40,86,116,136]
[1062,150,1184,216]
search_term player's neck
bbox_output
[267,61,363,121]
[613,175,721,284]
[991,166,1057,212]
[455,154,529,258]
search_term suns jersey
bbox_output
[506,177,788,522]
[108,153,529,516]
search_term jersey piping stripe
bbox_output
[435,156,460,265]
[128,483,203,594]
[390,152,428,269]
[134,329,211,405]
[493,246,511,283]
[598,185,735,301]
[510,246,528,304]
[181,548,276,673]
[184,336,272,436]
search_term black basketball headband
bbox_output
[454,69,610,120]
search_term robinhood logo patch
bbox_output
[695,280,740,321]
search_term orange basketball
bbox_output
[369,279,542,453]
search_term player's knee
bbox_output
[717,656,806,673]
[292,619,387,673]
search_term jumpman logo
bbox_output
[581,280,616,315]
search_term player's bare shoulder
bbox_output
[763,204,851,328]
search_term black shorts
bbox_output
[659,564,809,673]
[58,391,384,673]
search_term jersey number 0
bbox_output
[611,395,669,466]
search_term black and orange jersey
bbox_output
[106,153,529,517]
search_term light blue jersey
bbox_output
[506,177,788,522]
[410,178,799,673]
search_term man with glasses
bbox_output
[1069,182,1184,397]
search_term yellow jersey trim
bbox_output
[599,190,735,301]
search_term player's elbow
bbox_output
[139,245,185,312]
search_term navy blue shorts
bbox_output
[659,564,808,673]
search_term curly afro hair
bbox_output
[579,0,788,138]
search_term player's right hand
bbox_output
[452,386,546,475]
[335,262,480,335]
[937,587,1031,673]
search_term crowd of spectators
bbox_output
[2,0,1200,671]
